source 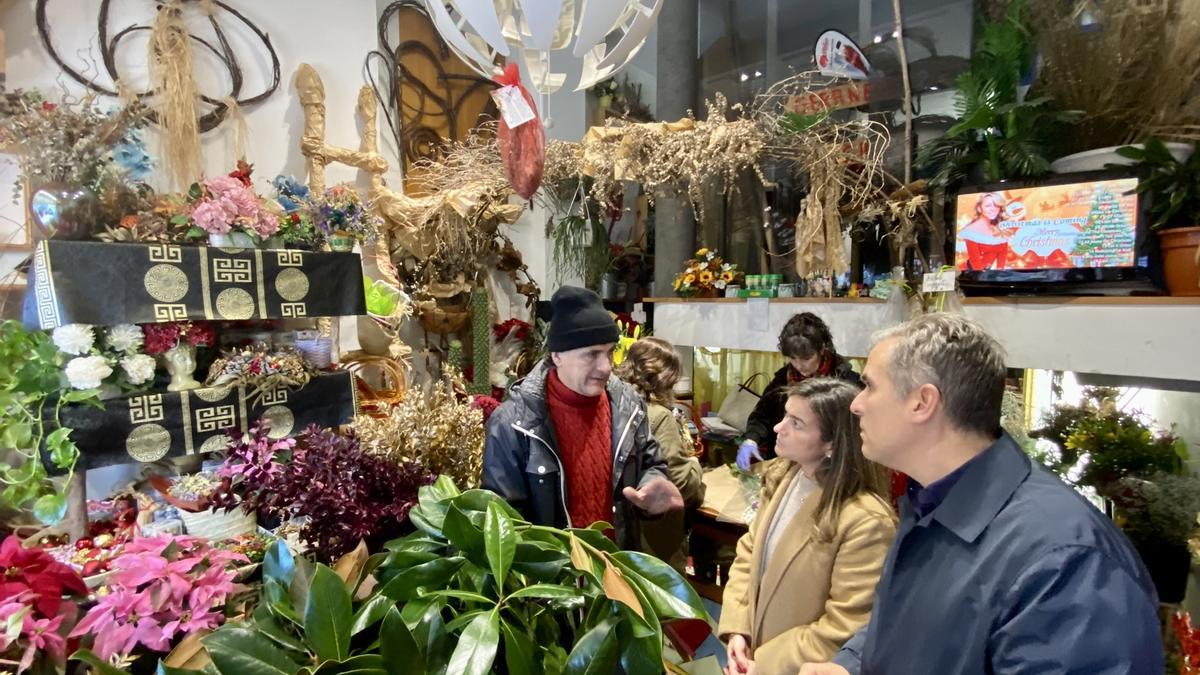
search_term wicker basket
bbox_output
[178,508,257,540]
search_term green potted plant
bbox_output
[1112,473,1200,604]
[917,0,1079,187]
[1115,138,1200,296]
[0,320,100,525]
[175,477,710,674]
[1032,386,1194,601]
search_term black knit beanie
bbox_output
[547,286,619,352]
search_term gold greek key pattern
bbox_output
[259,387,289,406]
[277,250,304,266]
[34,243,61,328]
[281,302,308,318]
[128,394,165,424]
[213,258,253,283]
[254,249,268,317]
[199,247,214,320]
[154,304,188,321]
[148,244,183,263]
[195,405,236,433]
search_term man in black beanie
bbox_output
[483,286,683,549]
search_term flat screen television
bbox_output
[952,170,1162,295]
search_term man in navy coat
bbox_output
[801,313,1162,674]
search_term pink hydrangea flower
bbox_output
[254,209,280,237]
[191,200,233,234]
[205,175,244,197]
[223,184,261,219]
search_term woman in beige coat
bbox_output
[719,378,895,675]
[617,337,705,571]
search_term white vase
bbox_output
[208,232,256,248]
[162,344,200,392]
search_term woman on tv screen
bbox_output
[959,192,1017,270]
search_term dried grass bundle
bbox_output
[1028,0,1200,147]
[147,2,202,189]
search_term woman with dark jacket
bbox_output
[736,313,861,469]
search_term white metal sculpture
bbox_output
[424,0,662,94]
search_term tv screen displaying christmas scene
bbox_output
[954,178,1140,271]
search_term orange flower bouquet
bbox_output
[673,247,742,297]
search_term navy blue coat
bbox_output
[833,434,1163,674]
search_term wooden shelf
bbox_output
[644,296,882,304]
[649,297,1200,382]
[645,295,1200,306]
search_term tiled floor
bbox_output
[693,598,727,668]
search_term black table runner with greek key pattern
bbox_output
[27,241,366,329]
[47,371,357,470]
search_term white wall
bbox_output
[3,0,392,192]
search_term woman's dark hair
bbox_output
[778,312,835,360]
[786,378,892,540]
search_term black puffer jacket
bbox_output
[742,355,862,459]
[482,361,669,550]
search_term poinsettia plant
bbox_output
[673,247,741,296]
[70,534,247,665]
[0,535,88,673]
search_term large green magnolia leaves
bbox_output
[72,650,131,675]
[378,556,466,601]
[381,606,425,675]
[309,655,388,675]
[202,626,303,675]
[611,550,708,621]
[445,609,500,675]
[304,566,353,662]
[563,615,620,675]
[484,501,515,588]
[501,620,535,675]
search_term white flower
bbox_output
[106,324,144,354]
[52,324,95,356]
[65,356,113,390]
[120,354,156,386]
[715,280,727,290]
[706,252,716,261]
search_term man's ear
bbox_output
[549,352,562,368]
[911,382,942,425]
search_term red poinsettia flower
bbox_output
[0,536,87,617]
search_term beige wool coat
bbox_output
[717,462,896,674]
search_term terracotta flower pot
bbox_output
[1158,226,1200,296]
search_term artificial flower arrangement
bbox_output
[673,247,742,297]
[141,321,217,357]
[0,90,149,200]
[142,321,217,393]
[203,344,319,402]
[182,161,283,246]
[270,174,320,248]
[490,318,534,392]
[70,534,247,666]
[311,184,380,251]
[0,535,89,674]
[209,423,433,562]
[52,323,157,393]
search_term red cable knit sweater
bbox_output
[546,370,613,529]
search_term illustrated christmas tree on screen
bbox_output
[1070,187,1126,264]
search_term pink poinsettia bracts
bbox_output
[70,534,246,661]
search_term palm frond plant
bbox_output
[917,0,1079,187]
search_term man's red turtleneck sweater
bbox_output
[545,369,613,529]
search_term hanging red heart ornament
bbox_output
[492,64,546,201]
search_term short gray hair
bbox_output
[873,313,1006,437]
